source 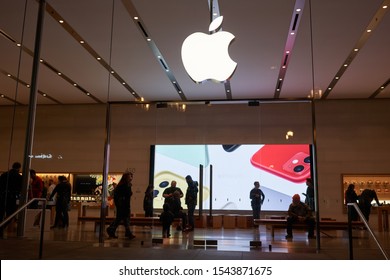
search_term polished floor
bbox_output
[1,210,389,260]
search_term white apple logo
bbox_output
[181,16,237,83]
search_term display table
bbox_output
[77,202,108,217]
[24,209,51,231]
[377,205,390,232]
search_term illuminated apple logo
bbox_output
[181,16,237,83]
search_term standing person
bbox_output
[250,181,265,222]
[285,194,315,239]
[143,184,154,217]
[49,176,71,229]
[185,175,198,231]
[106,172,135,239]
[159,203,174,238]
[304,178,315,211]
[46,179,57,203]
[29,169,43,209]
[0,162,23,238]
[359,188,382,222]
[345,183,359,221]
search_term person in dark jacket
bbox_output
[0,162,22,237]
[106,172,135,239]
[285,194,315,239]
[143,184,154,217]
[359,188,382,221]
[49,175,71,228]
[304,178,315,210]
[250,181,265,222]
[185,175,198,231]
[160,203,174,238]
[345,183,359,221]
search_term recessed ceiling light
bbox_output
[134,16,138,20]
[80,40,84,44]
[26,84,30,88]
[97,57,101,60]
[7,74,11,77]
[73,83,77,86]
[367,29,372,32]
[40,59,43,62]
[354,48,359,52]
[86,92,90,96]
[122,82,126,85]
[383,5,388,9]
[59,20,64,24]
[57,72,62,75]
[16,43,21,47]
[343,64,348,67]
[290,32,295,35]
[1,94,4,98]
[296,8,301,12]
[328,87,332,90]
[147,38,151,42]
[335,77,339,80]
[43,93,46,97]
[111,71,114,74]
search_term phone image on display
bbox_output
[250,144,311,183]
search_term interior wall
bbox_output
[1,99,390,225]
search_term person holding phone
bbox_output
[250,181,265,224]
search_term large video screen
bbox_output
[152,144,312,211]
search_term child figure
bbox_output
[160,203,174,238]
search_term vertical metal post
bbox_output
[99,103,111,243]
[18,0,46,237]
[198,164,203,216]
[310,100,321,251]
[209,164,213,217]
[347,204,354,260]
[38,200,47,259]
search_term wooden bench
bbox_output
[78,216,181,231]
[254,218,365,237]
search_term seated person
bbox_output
[285,194,315,239]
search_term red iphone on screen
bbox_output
[250,144,311,183]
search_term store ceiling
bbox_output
[0,0,389,106]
